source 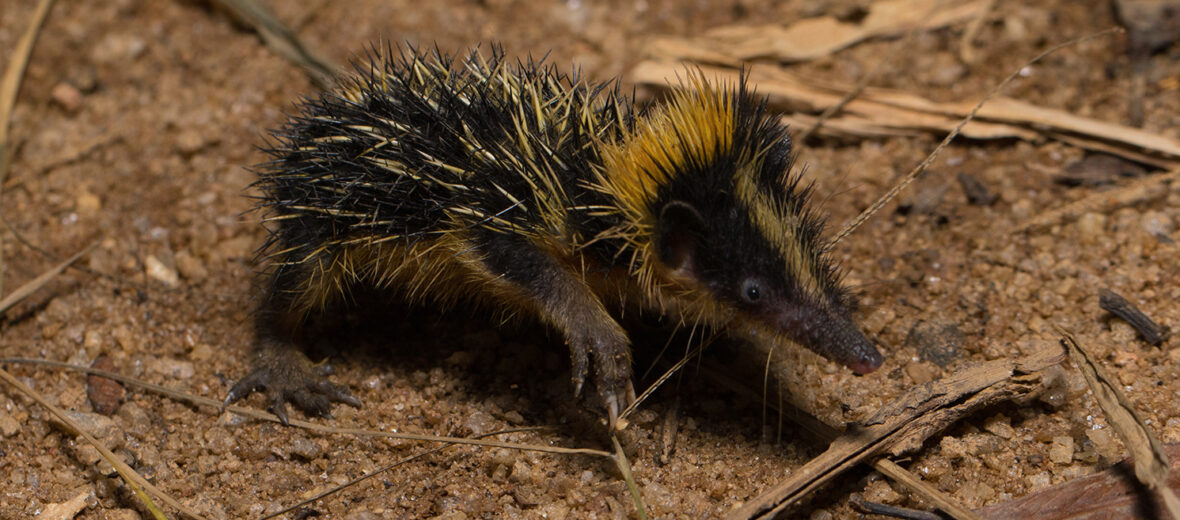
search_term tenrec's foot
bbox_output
[224,347,360,425]
[569,336,635,428]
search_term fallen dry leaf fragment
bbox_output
[632,61,1180,167]
[1060,331,1180,519]
[647,0,991,64]
[978,443,1180,519]
[34,489,94,520]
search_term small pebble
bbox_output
[87,356,125,415]
[92,33,146,63]
[0,410,20,437]
[289,437,323,460]
[112,325,141,351]
[490,463,509,482]
[1056,154,1146,186]
[1010,198,1034,220]
[904,360,936,384]
[1076,213,1107,242]
[214,235,255,263]
[75,190,101,215]
[1163,417,1180,444]
[51,82,84,113]
[1141,210,1175,237]
[862,479,901,504]
[147,358,195,379]
[957,171,998,205]
[189,343,214,361]
[174,250,209,282]
[860,307,896,335]
[116,402,152,438]
[1085,427,1120,461]
[176,129,211,156]
[145,255,180,287]
[62,411,121,440]
[903,320,965,367]
[464,411,495,435]
[83,330,103,351]
[101,510,140,520]
[940,436,969,458]
[1049,435,1075,464]
[808,509,834,520]
[630,408,658,426]
[537,503,570,520]
[509,460,534,483]
[203,426,237,454]
[959,481,996,506]
[1026,471,1052,490]
[983,414,1015,439]
[502,410,525,424]
[931,62,967,87]
[643,482,674,511]
[898,183,949,216]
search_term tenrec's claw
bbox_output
[224,348,359,425]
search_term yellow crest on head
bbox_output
[596,71,738,222]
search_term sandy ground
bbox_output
[0,0,1178,518]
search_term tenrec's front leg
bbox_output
[224,261,360,425]
[473,233,636,424]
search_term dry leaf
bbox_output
[34,489,93,520]
[978,443,1180,519]
[1060,332,1180,519]
[631,61,1180,167]
[646,0,991,64]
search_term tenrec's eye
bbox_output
[741,279,762,303]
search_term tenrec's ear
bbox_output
[655,200,705,274]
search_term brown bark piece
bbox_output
[978,443,1180,520]
[1061,333,1180,518]
[1099,289,1171,346]
[727,347,1064,520]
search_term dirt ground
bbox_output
[1,0,1178,518]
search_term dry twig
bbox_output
[0,243,94,315]
[727,347,1063,520]
[1059,330,1180,519]
[0,357,611,458]
[1018,168,1179,233]
[204,0,338,88]
[0,367,185,519]
[1099,289,1170,346]
[0,0,58,298]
